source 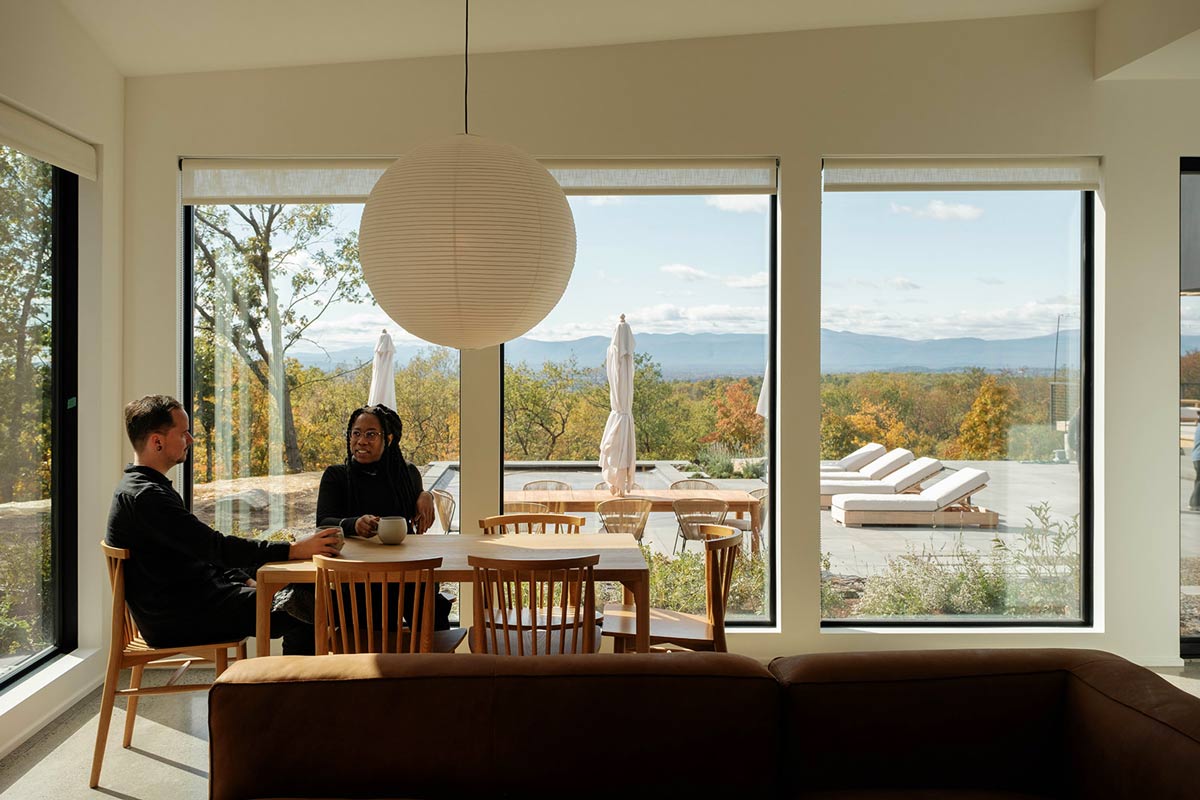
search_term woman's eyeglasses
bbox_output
[350,430,382,441]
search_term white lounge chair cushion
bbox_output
[833,494,940,512]
[821,448,913,482]
[820,443,884,472]
[921,467,989,506]
[820,457,941,496]
[831,467,990,513]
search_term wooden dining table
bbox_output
[254,532,651,656]
[506,488,762,539]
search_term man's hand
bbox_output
[289,528,342,560]
[354,514,380,537]
[415,492,436,534]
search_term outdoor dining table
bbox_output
[506,488,763,542]
[254,532,651,656]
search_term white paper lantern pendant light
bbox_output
[359,0,576,350]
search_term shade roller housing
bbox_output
[822,157,1100,192]
[0,101,97,181]
[182,157,778,204]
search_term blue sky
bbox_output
[273,188,1082,352]
[823,190,1082,340]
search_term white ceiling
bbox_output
[61,0,1101,77]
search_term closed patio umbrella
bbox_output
[756,366,770,418]
[599,314,636,496]
[367,329,396,410]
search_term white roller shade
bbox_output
[182,159,393,204]
[543,158,778,195]
[182,157,778,203]
[0,101,96,181]
[822,157,1100,192]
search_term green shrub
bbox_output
[641,544,766,616]
[820,552,848,617]
[857,539,1008,617]
[996,501,1081,617]
[1007,424,1064,462]
[698,442,737,479]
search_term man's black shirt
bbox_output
[105,464,290,645]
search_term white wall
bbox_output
[119,9,1200,666]
[0,0,124,759]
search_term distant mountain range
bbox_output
[292,329,1096,379]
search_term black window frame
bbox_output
[1180,158,1200,659]
[0,165,79,692]
[498,190,781,629]
[820,189,1096,629]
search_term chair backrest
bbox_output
[671,478,717,491]
[697,526,742,651]
[749,487,768,500]
[522,479,570,491]
[595,480,644,491]
[920,468,990,508]
[503,501,550,514]
[596,498,652,538]
[673,499,728,541]
[431,489,456,533]
[882,457,942,491]
[837,442,885,471]
[469,553,600,656]
[859,448,913,480]
[313,555,444,654]
[101,542,137,652]
[478,513,585,535]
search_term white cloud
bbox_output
[822,296,1081,340]
[528,303,768,339]
[725,271,769,289]
[660,263,711,281]
[583,196,626,207]
[705,195,769,214]
[890,200,984,221]
[889,277,921,291]
[978,277,1005,286]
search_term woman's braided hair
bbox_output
[343,404,418,518]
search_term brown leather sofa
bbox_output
[209,648,1200,799]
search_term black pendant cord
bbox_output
[464,0,470,135]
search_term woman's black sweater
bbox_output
[316,460,424,537]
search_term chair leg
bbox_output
[214,646,229,677]
[89,654,122,788]
[236,640,247,662]
[121,665,144,748]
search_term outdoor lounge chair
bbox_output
[818,456,942,509]
[820,442,885,472]
[819,447,914,482]
[830,467,998,528]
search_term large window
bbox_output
[820,158,1093,625]
[184,162,460,542]
[0,144,77,689]
[502,162,777,625]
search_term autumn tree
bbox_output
[956,375,1015,459]
[1182,350,1200,400]
[193,204,368,473]
[0,146,54,501]
[504,358,592,459]
[704,378,764,454]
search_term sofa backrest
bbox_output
[770,648,1084,796]
[210,652,779,800]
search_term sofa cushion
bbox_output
[769,649,1091,797]
[210,652,779,800]
[832,494,939,512]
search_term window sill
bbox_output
[0,648,103,760]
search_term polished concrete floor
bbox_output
[2,661,1199,799]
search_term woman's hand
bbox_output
[354,514,380,537]
[415,491,435,533]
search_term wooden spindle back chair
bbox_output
[313,555,465,654]
[468,553,601,655]
[503,501,550,514]
[478,513,584,535]
[92,542,246,788]
[596,498,652,541]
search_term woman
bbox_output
[316,404,436,539]
[315,404,451,630]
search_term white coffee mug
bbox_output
[377,516,408,545]
[296,526,345,552]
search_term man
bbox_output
[105,395,340,654]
